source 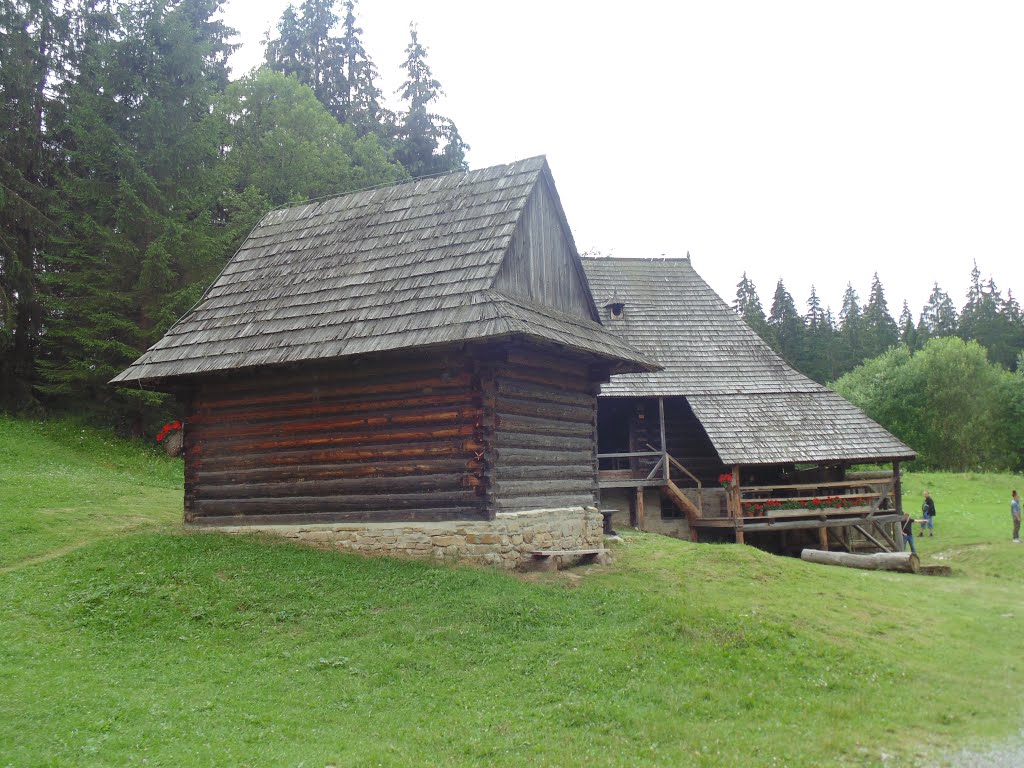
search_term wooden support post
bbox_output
[852,524,887,552]
[893,461,903,515]
[835,526,852,553]
[733,464,744,544]
[635,486,646,530]
[818,526,829,550]
[871,520,899,552]
[659,397,668,481]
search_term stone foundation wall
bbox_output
[198,506,605,569]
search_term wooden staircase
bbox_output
[660,478,701,542]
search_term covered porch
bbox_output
[597,394,912,555]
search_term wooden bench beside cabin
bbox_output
[525,548,610,572]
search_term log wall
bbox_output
[485,345,602,513]
[183,343,607,526]
[184,352,487,525]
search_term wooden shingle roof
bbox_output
[581,256,915,465]
[113,158,657,386]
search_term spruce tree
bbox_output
[733,272,769,340]
[861,272,898,359]
[838,283,863,375]
[898,301,918,350]
[394,23,468,178]
[767,279,804,367]
[40,0,237,421]
[339,0,388,134]
[803,286,835,383]
[265,0,346,119]
[0,0,68,408]
[917,281,958,343]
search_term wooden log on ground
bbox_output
[800,549,920,573]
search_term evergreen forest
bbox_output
[1,0,465,425]
[736,267,1024,471]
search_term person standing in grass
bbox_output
[1011,490,1021,543]
[920,490,936,536]
[901,510,923,555]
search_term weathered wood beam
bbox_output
[851,524,889,552]
[801,549,920,573]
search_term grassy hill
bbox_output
[1,416,1022,766]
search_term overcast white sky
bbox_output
[220,0,1024,321]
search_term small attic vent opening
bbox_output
[608,302,625,321]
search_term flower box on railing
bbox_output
[741,496,878,517]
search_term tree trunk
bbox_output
[800,548,920,573]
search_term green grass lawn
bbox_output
[0,417,182,570]
[1,416,1022,766]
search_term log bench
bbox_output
[525,548,609,572]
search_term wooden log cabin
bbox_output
[581,255,917,556]
[112,158,657,567]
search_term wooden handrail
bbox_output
[597,451,662,459]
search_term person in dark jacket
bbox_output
[901,511,924,555]
[920,490,936,536]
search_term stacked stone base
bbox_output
[198,507,606,569]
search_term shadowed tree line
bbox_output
[1,0,467,427]
[735,266,1024,470]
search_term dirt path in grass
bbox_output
[948,732,1024,767]
[0,540,95,575]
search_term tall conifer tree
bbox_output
[394,23,467,178]
[803,286,835,383]
[0,0,68,407]
[768,279,804,367]
[733,272,769,340]
[861,272,898,359]
[838,283,863,375]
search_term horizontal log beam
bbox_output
[198,458,481,484]
[193,491,481,516]
[196,439,483,472]
[800,549,920,573]
[188,508,488,526]
[198,473,476,499]
[191,391,477,430]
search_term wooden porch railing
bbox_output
[730,476,898,519]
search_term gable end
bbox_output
[493,173,597,320]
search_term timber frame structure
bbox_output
[112,158,658,567]
[582,256,917,555]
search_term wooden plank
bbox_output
[635,486,646,529]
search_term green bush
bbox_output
[833,337,1024,471]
